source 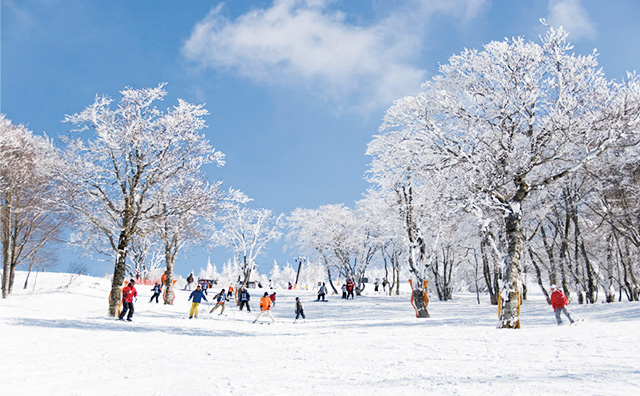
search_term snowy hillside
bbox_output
[1,271,639,395]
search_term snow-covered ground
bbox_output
[1,271,639,395]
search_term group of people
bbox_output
[118,276,578,326]
[341,279,355,299]
[184,285,279,324]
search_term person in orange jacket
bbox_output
[227,285,234,299]
[550,284,577,325]
[253,292,276,323]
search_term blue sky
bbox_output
[2,0,639,277]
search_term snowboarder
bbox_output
[341,283,347,299]
[149,282,162,303]
[269,292,277,307]
[550,284,577,325]
[317,282,327,301]
[185,273,195,291]
[188,285,208,319]
[294,297,305,323]
[253,292,276,323]
[346,279,355,299]
[239,287,251,312]
[210,289,228,315]
[119,279,137,321]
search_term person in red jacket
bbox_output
[119,279,138,322]
[346,279,355,299]
[550,284,576,325]
[269,291,277,307]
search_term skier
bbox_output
[227,285,234,300]
[239,287,251,312]
[119,279,137,321]
[317,282,327,301]
[149,282,162,303]
[550,284,577,325]
[341,283,347,299]
[253,292,276,323]
[188,285,208,319]
[269,291,277,306]
[374,279,379,293]
[185,273,195,291]
[294,297,306,323]
[210,289,228,315]
[288,282,292,290]
[346,279,355,299]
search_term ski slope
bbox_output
[1,271,639,395]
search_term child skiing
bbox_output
[149,282,162,303]
[269,292,277,307]
[253,292,276,324]
[188,285,208,319]
[210,289,228,315]
[550,284,578,325]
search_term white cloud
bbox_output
[547,0,595,40]
[182,0,485,113]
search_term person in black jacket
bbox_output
[239,287,251,312]
[149,282,162,303]
[294,297,306,323]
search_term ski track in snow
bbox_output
[1,272,640,395]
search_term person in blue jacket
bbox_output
[188,285,208,319]
[239,287,251,312]
[210,289,228,315]
[149,282,162,303]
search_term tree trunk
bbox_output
[163,248,176,305]
[108,231,130,317]
[2,201,13,299]
[480,234,498,305]
[499,199,524,329]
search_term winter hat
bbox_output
[264,292,269,297]
[130,279,135,284]
[295,297,299,301]
[550,284,557,290]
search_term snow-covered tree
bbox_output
[368,26,640,327]
[1,115,68,298]
[63,84,225,317]
[213,191,284,289]
[150,176,224,304]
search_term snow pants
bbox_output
[239,301,251,311]
[189,302,200,318]
[254,309,275,323]
[295,309,305,320]
[210,302,225,314]
[119,302,134,320]
[317,293,325,301]
[149,293,160,303]
[554,307,576,325]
